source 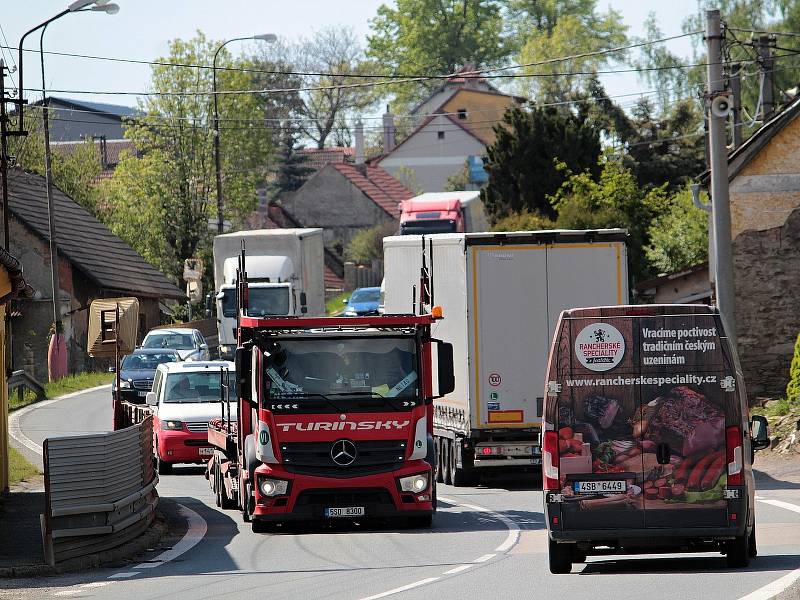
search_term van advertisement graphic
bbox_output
[547,311,738,519]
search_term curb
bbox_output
[0,511,168,579]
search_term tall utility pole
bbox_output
[0,60,10,250]
[706,10,737,344]
[756,34,776,121]
[729,62,743,149]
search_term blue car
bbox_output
[343,287,381,316]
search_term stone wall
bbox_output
[732,207,800,398]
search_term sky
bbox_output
[1,0,703,121]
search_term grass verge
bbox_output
[8,446,40,487]
[326,291,350,315]
[10,371,113,412]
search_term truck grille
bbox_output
[186,422,209,433]
[295,488,394,508]
[132,380,153,390]
[280,440,406,478]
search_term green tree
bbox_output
[100,32,271,282]
[269,122,313,200]
[345,222,398,263]
[481,106,602,221]
[508,0,627,103]
[645,187,709,274]
[444,161,472,192]
[491,210,555,231]
[367,0,509,108]
[551,159,670,282]
[786,332,800,404]
[10,109,101,215]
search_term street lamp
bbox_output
[16,1,119,380]
[213,34,276,234]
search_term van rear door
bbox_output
[636,312,734,529]
[547,311,645,531]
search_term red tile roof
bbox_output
[330,163,411,218]
[300,147,355,171]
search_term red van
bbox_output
[542,305,770,573]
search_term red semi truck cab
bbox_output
[399,198,464,235]
[209,313,455,532]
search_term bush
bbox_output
[785,332,800,404]
[345,222,397,263]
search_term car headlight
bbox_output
[259,477,289,497]
[399,472,429,493]
[120,380,132,389]
[162,420,184,430]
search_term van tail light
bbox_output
[726,426,744,486]
[543,430,560,490]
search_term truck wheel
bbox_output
[450,444,477,487]
[435,438,444,483]
[548,539,573,574]
[442,440,453,486]
[242,481,253,523]
[214,467,222,508]
[726,533,751,568]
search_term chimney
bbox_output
[382,105,396,152]
[354,118,365,166]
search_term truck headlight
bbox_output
[162,420,183,430]
[399,472,429,493]
[259,477,289,497]
[120,380,132,389]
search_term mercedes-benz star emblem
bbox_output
[330,439,357,466]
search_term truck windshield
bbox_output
[220,287,291,318]
[164,371,238,403]
[400,219,457,235]
[265,337,418,399]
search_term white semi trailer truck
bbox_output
[212,228,324,359]
[383,230,628,485]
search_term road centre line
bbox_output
[107,572,137,579]
[358,578,441,600]
[132,503,207,569]
[473,553,496,563]
[442,564,473,574]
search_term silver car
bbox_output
[141,328,210,361]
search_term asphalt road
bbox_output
[6,386,800,600]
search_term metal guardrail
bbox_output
[41,416,158,565]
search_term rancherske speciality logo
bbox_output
[575,323,625,372]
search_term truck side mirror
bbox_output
[145,392,157,406]
[751,415,771,451]
[300,292,308,314]
[435,340,455,398]
[235,345,252,403]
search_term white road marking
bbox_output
[735,496,800,600]
[443,497,521,553]
[473,553,496,563]
[82,582,110,588]
[107,572,137,579]
[442,564,472,575]
[358,578,441,600]
[756,496,800,515]
[54,591,81,597]
[131,503,207,569]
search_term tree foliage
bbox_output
[481,106,602,221]
[444,160,472,192]
[269,121,313,200]
[345,221,398,263]
[508,0,627,103]
[99,33,270,282]
[645,187,709,274]
[551,159,670,282]
[492,210,555,232]
[367,0,508,108]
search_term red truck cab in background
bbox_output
[207,250,455,531]
[400,198,464,235]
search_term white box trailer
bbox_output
[383,230,628,485]
[212,229,325,358]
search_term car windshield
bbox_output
[122,352,178,370]
[221,287,290,318]
[143,332,195,350]
[164,370,238,403]
[265,336,418,399]
[350,289,380,303]
[400,219,457,235]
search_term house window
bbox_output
[457,108,467,120]
[437,131,445,140]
